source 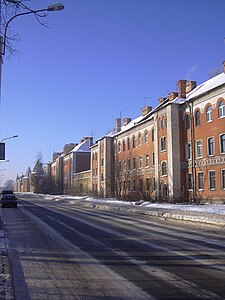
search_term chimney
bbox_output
[168,92,178,101]
[223,61,225,73]
[141,105,152,116]
[158,97,166,104]
[177,79,187,99]
[123,117,131,126]
[186,80,197,94]
[115,118,121,132]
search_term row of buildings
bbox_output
[16,62,225,203]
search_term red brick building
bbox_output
[90,62,225,202]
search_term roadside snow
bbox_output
[19,193,225,218]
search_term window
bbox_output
[196,140,203,158]
[128,159,131,170]
[118,142,121,152]
[128,180,131,192]
[206,106,212,122]
[133,180,136,191]
[119,161,121,172]
[152,129,154,141]
[186,143,192,160]
[186,114,190,129]
[144,131,148,143]
[152,152,155,166]
[133,157,136,169]
[161,137,166,151]
[197,172,204,190]
[123,181,126,191]
[153,177,156,191]
[123,160,126,173]
[207,137,214,156]
[195,110,200,126]
[146,178,150,191]
[145,154,149,167]
[139,156,142,168]
[139,179,143,192]
[187,174,193,190]
[161,161,167,176]
[209,171,216,190]
[101,158,104,166]
[127,138,130,150]
[138,133,142,146]
[221,169,225,190]
[132,136,136,148]
[220,134,225,154]
[122,140,126,151]
[218,100,225,118]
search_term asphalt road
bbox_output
[1,195,225,300]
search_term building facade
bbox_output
[16,62,225,203]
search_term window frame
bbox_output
[218,100,225,118]
[139,156,142,169]
[206,105,212,122]
[220,133,225,154]
[197,172,204,190]
[196,140,203,158]
[208,170,216,190]
[145,153,149,168]
[221,169,225,190]
[207,136,214,156]
[161,161,167,176]
[195,110,201,126]
[144,130,148,143]
[160,136,166,152]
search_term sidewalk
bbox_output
[0,215,14,300]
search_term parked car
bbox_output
[1,190,17,208]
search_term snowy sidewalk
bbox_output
[22,193,225,227]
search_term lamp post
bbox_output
[0,2,64,97]
[1,134,18,143]
[0,3,64,159]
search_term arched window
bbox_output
[122,140,126,151]
[118,142,121,152]
[195,110,200,126]
[206,105,212,122]
[161,162,167,176]
[144,130,148,143]
[127,137,130,150]
[218,100,225,118]
[152,129,154,141]
[145,154,149,167]
[132,136,136,148]
[161,137,166,151]
[139,156,142,168]
[138,133,142,145]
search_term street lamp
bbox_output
[0,159,10,163]
[0,3,64,158]
[1,134,18,143]
[1,3,64,56]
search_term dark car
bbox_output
[1,190,17,208]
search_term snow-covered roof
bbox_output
[95,72,225,141]
[172,72,225,105]
[187,72,225,100]
[70,139,91,153]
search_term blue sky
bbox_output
[0,0,224,183]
